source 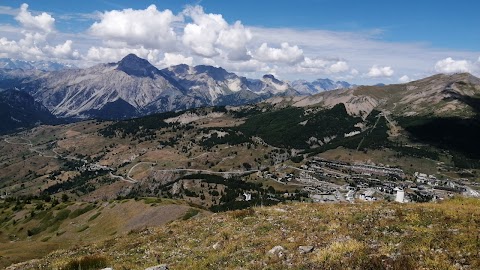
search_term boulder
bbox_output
[268,245,285,258]
[298,245,314,254]
[145,264,168,270]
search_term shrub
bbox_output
[62,255,108,270]
[182,208,200,220]
[87,212,101,221]
[228,208,255,219]
[69,205,95,219]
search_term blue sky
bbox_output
[0,0,479,84]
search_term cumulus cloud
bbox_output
[5,3,480,82]
[85,46,161,64]
[329,61,349,73]
[298,57,350,74]
[159,52,193,67]
[217,21,252,61]
[0,36,43,60]
[44,40,80,59]
[398,75,410,83]
[253,42,304,64]
[0,4,84,62]
[89,5,181,50]
[182,6,252,60]
[15,3,55,33]
[221,59,272,73]
[434,57,471,73]
[182,6,225,57]
[367,65,394,77]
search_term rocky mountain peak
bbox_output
[116,54,160,78]
[194,65,232,81]
[262,74,283,84]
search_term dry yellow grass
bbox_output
[0,199,199,269]
[7,197,480,270]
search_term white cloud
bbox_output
[182,5,252,61]
[89,5,181,50]
[217,21,252,61]
[329,61,349,73]
[201,57,216,66]
[85,46,161,64]
[15,3,55,33]
[0,33,46,60]
[253,42,304,64]
[298,57,350,74]
[182,5,227,57]
[0,4,81,62]
[158,52,193,67]
[367,65,394,77]
[299,57,329,69]
[434,57,471,73]
[221,59,271,73]
[0,37,21,55]
[2,4,480,83]
[44,40,80,59]
[398,75,410,83]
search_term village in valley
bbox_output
[258,157,480,204]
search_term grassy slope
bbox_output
[8,198,480,270]
[0,198,198,269]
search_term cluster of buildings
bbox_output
[287,158,473,204]
[311,158,405,179]
[414,172,467,193]
[79,163,112,173]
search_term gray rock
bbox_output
[298,245,314,254]
[268,245,285,258]
[145,264,168,270]
[212,241,222,250]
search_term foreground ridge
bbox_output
[8,198,480,270]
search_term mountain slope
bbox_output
[0,89,57,134]
[0,198,201,269]
[18,54,201,118]
[8,198,480,270]
[271,73,480,118]
[162,65,299,105]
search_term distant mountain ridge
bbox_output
[0,54,352,120]
[291,78,352,95]
[0,58,76,71]
[0,54,356,121]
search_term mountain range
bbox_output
[0,58,76,71]
[0,54,351,122]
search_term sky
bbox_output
[0,0,479,84]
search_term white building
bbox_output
[395,189,405,203]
